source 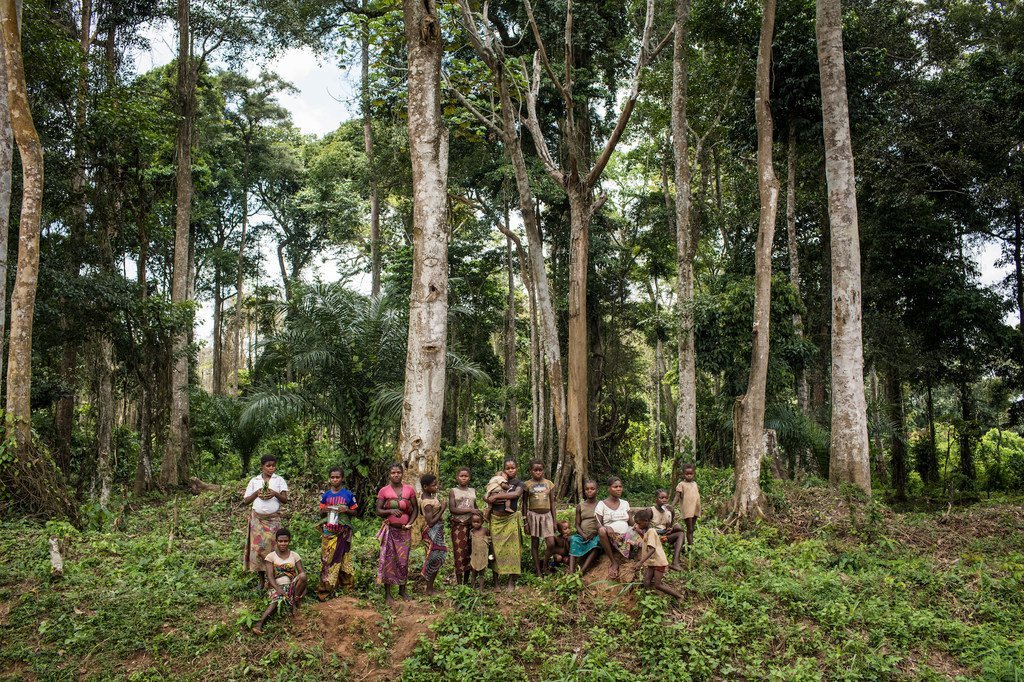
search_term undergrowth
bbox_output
[0,478,1021,680]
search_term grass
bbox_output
[0,477,1022,681]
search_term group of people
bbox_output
[241,454,702,633]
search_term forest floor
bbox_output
[1,477,1022,681]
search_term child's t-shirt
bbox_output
[320,488,357,531]
[675,480,702,519]
[265,550,301,586]
[642,528,669,568]
[526,478,555,512]
[650,504,674,531]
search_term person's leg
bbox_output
[293,574,307,601]
[652,569,682,599]
[384,584,394,605]
[685,518,696,548]
[398,582,410,601]
[642,566,654,589]
[669,532,685,570]
[543,536,557,574]
[253,600,277,634]
[597,527,620,577]
[580,548,600,574]
[569,554,577,572]
[531,535,542,576]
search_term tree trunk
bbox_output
[503,233,519,458]
[1013,210,1023,367]
[227,188,248,395]
[817,0,870,494]
[731,0,779,520]
[566,186,592,498]
[362,2,381,297]
[0,37,10,397]
[786,122,809,413]
[160,0,194,487]
[885,366,907,501]
[96,337,114,507]
[398,0,448,483]
[3,0,44,463]
[920,376,939,484]
[672,0,697,469]
[654,336,667,476]
[211,258,223,394]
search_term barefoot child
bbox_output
[243,455,289,589]
[468,510,490,589]
[651,489,686,570]
[418,474,448,595]
[549,520,571,570]
[448,467,477,585]
[253,528,307,634]
[633,509,682,600]
[316,467,357,600]
[595,476,640,580]
[671,464,702,551]
[524,459,557,576]
[568,479,601,574]
[376,463,418,604]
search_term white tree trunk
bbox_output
[817,0,870,494]
[786,123,809,414]
[732,0,779,519]
[672,0,697,467]
[398,0,449,483]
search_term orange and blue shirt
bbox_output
[320,488,357,532]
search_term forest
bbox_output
[0,0,1022,677]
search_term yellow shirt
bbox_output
[642,528,669,567]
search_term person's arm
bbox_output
[671,487,682,508]
[295,558,305,581]
[243,480,260,505]
[549,484,558,525]
[376,494,395,518]
[272,486,289,504]
[405,489,419,528]
[636,543,655,566]
[574,505,582,534]
[423,502,439,527]
[448,490,457,518]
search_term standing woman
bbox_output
[242,455,289,588]
[376,463,418,604]
[448,467,477,584]
[485,458,524,588]
[595,476,640,580]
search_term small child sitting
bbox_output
[549,520,572,570]
[632,509,682,601]
[651,488,686,570]
[253,528,306,634]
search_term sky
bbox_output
[129,23,1017,344]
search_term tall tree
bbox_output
[0,27,11,392]
[521,0,663,496]
[672,0,696,466]
[161,0,196,487]
[731,0,779,519]
[817,0,870,493]
[397,0,449,481]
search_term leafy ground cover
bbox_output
[1,476,1021,681]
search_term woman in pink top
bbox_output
[376,463,418,603]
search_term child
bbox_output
[243,455,289,588]
[651,488,686,571]
[468,510,491,590]
[253,528,307,634]
[376,463,418,604]
[524,459,557,576]
[568,479,602,574]
[671,464,702,551]
[633,509,682,600]
[418,474,448,595]
[595,476,640,580]
[316,467,357,600]
[549,520,571,570]
[447,467,477,585]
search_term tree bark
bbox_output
[225,189,248,395]
[0,30,11,396]
[786,122,809,414]
[3,0,45,463]
[731,0,779,520]
[565,186,592,497]
[817,0,870,494]
[96,337,114,507]
[398,0,448,483]
[362,2,381,297]
[1013,210,1023,367]
[503,232,519,458]
[160,0,194,487]
[672,0,697,469]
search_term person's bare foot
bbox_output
[401,593,412,601]
[669,563,684,571]
[385,595,395,605]
[252,625,264,635]
[608,562,620,580]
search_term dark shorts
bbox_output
[652,565,667,574]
